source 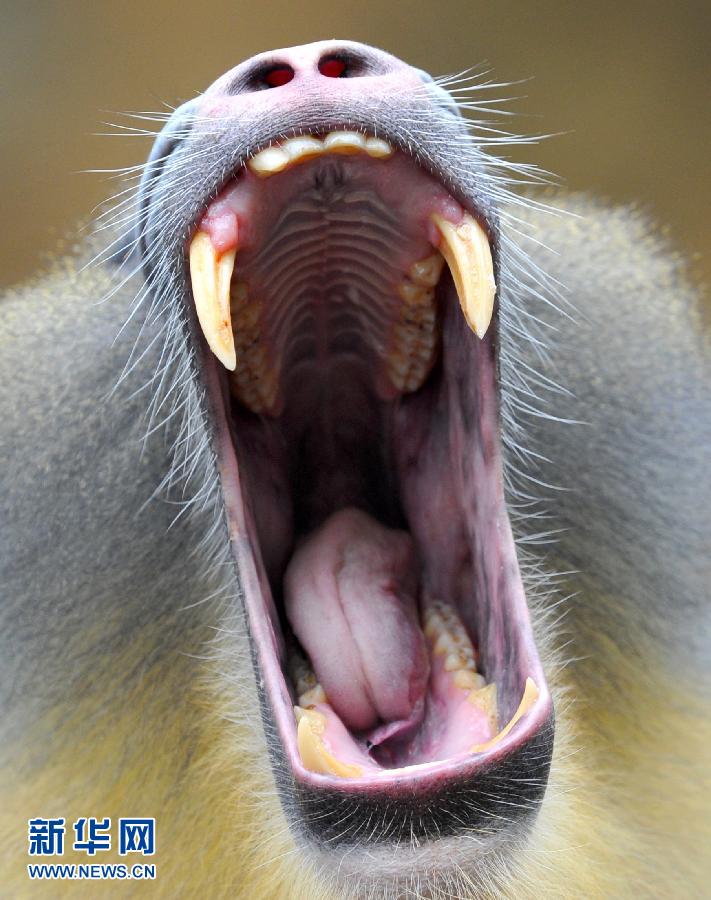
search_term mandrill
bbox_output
[1,40,709,899]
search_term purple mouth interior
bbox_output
[199,144,549,787]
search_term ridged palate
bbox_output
[232,181,434,413]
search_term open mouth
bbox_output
[181,127,551,814]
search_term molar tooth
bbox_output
[423,620,438,640]
[248,145,291,176]
[404,370,427,393]
[386,276,439,394]
[324,130,367,154]
[401,308,433,328]
[295,705,326,731]
[394,327,416,351]
[299,684,327,707]
[188,231,236,370]
[397,282,434,306]
[431,213,496,339]
[414,331,437,352]
[454,670,486,691]
[365,136,394,159]
[295,707,363,778]
[388,352,411,378]
[444,649,476,672]
[409,254,444,288]
[433,632,454,657]
[444,652,464,672]
[289,651,315,693]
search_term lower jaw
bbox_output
[199,274,552,816]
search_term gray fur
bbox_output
[513,199,710,673]
[0,261,218,745]
[2,195,707,751]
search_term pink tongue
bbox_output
[284,508,429,733]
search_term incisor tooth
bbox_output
[248,145,290,176]
[324,130,367,154]
[295,707,363,778]
[282,135,325,162]
[188,231,236,370]
[365,136,394,158]
[247,132,391,177]
[431,213,496,339]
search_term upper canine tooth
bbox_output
[188,231,237,370]
[430,213,496,339]
[324,130,367,154]
[248,145,291,177]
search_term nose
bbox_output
[207,40,412,98]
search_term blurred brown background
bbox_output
[1,0,709,288]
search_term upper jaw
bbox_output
[189,132,498,400]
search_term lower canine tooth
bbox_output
[471,677,540,753]
[431,212,496,338]
[295,707,363,778]
[188,231,236,370]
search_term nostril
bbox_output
[319,56,348,78]
[261,65,295,88]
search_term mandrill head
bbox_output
[131,39,557,895]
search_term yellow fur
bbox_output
[2,596,708,898]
